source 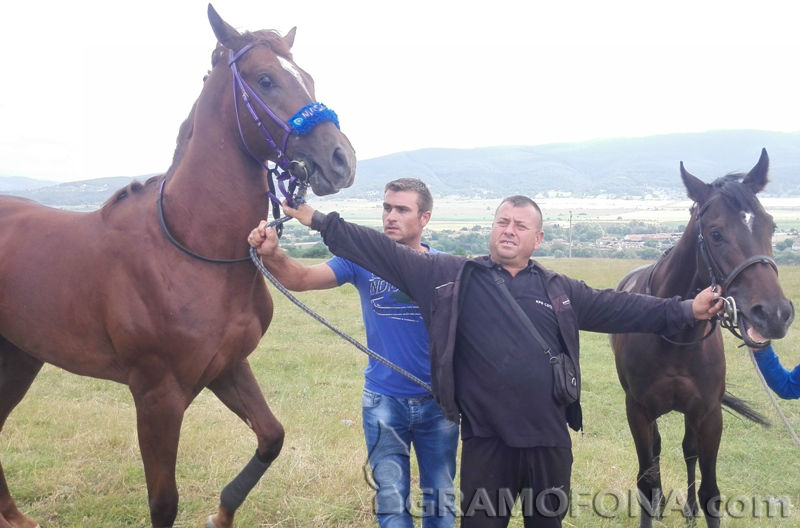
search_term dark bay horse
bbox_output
[611,149,794,528]
[0,5,355,528]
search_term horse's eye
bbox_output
[710,230,723,243]
[257,75,274,90]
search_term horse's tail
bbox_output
[722,392,770,427]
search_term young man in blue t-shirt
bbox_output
[248,178,458,528]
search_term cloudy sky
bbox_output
[1,0,798,182]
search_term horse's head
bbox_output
[207,4,355,196]
[681,149,794,346]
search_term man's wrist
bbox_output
[310,210,327,231]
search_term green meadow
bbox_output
[4,259,800,527]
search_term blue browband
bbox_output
[289,102,340,136]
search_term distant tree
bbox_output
[300,243,331,258]
[775,249,800,265]
[636,247,662,260]
[573,223,604,242]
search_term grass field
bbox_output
[4,259,800,527]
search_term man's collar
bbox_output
[471,255,536,273]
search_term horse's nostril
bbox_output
[782,299,795,324]
[749,304,768,325]
[331,146,354,183]
[332,147,346,170]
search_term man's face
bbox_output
[489,201,544,269]
[382,190,430,247]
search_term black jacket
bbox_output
[312,211,697,430]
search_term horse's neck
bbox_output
[654,217,707,298]
[161,75,271,260]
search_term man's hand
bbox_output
[692,286,724,320]
[247,220,279,257]
[282,200,316,227]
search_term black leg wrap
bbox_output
[220,451,272,511]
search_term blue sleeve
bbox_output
[753,345,800,400]
[325,256,355,286]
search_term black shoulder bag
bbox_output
[490,269,579,406]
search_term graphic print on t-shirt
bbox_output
[368,274,421,322]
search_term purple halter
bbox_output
[228,42,339,210]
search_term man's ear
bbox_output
[419,210,432,228]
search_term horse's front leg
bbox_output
[696,406,723,528]
[681,418,700,524]
[130,376,187,528]
[625,397,664,528]
[206,359,284,528]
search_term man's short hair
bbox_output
[385,178,433,214]
[497,195,543,226]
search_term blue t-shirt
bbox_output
[326,246,438,398]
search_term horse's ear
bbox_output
[208,4,246,51]
[680,161,711,204]
[284,27,297,49]
[742,148,769,194]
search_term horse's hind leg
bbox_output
[625,397,665,528]
[206,360,284,528]
[0,338,43,528]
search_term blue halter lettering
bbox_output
[289,102,340,136]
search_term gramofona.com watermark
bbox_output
[366,485,792,520]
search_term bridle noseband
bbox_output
[158,41,340,263]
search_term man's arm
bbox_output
[248,221,338,291]
[570,279,722,335]
[277,202,438,303]
[747,327,800,400]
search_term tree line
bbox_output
[278,222,800,265]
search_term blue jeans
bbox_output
[362,388,459,528]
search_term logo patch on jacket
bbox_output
[552,294,572,312]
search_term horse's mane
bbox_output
[99,175,164,219]
[210,29,293,67]
[712,173,764,214]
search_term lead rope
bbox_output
[747,349,800,449]
[249,245,433,393]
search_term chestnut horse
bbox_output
[0,6,355,528]
[611,149,794,528]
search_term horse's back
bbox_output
[616,263,653,295]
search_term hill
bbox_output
[343,129,800,199]
[1,177,137,208]
[0,175,58,192]
[2,130,798,208]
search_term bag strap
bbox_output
[457,263,477,314]
[490,269,558,365]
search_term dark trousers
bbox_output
[460,436,572,528]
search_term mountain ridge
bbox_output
[2,130,798,207]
